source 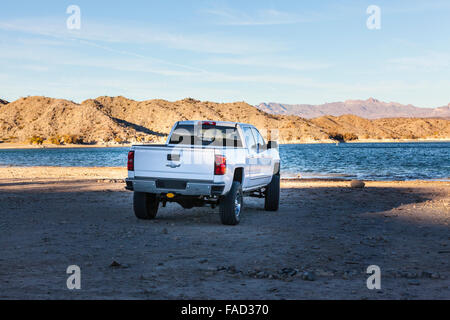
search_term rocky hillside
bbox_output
[0,97,139,144]
[258,98,450,119]
[0,96,449,145]
[311,115,450,140]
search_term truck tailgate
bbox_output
[134,146,215,181]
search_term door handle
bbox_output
[166,163,181,168]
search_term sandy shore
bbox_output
[0,143,129,150]
[0,167,449,299]
[0,166,127,180]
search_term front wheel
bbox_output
[133,192,159,220]
[219,181,243,225]
[264,174,280,211]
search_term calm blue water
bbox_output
[0,142,449,181]
[280,142,449,181]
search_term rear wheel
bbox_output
[133,192,159,220]
[219,181,243,225]
[264,174,280,211]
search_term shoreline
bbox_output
[0,138,449,150]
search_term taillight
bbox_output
[127,151,135,171]
[214,155,226,175]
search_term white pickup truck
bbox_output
[125,120,280,225]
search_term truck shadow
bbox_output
[0,181,441,224]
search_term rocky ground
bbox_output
[0,168,449,299]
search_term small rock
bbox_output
[280,267,296,275]
[162,228,168,234]
[199,259,208,264]
[408,280,420,286]
[316,269,335,277]
[301,271,316,281]
[350,180,365,188]
[110,261,121,268]
[405,272,418,279]
[431,273,441,279]
[227,266,239,274]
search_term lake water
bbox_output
[0,142,449,181]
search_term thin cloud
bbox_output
[0,18,285,54]
[0,42,205,77]
[203,56,332,71]
[202,7,317,26]
[388,52,450,71]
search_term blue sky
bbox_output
[0,0,449,107]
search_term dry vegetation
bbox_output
[0,96,449,145]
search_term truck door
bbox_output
[251,127,273,185]
[242,126,258,187]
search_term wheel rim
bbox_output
[234,192,242,218]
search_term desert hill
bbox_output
[311,114,450,140]
[258,98,450,119]
[0,96,140,144]
[0,96,449,145]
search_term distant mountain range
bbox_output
[257,98,450,119]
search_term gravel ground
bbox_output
[0,169,449,299]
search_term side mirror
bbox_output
[268,141,278,149]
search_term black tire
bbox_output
[133,192,159,220]
[219,181,243,225]
[264,174,280,211]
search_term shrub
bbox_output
[28,136,45,145]
[63,135,83,144]
[49,135,62,145]
[329,132,358,142]
[343,132,358,141]
[328,132,344,142]
[402,134,417,140]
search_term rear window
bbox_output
[169,124,243,147]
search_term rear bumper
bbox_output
[125,178,225,196]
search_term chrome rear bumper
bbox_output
[125,178,225,196]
